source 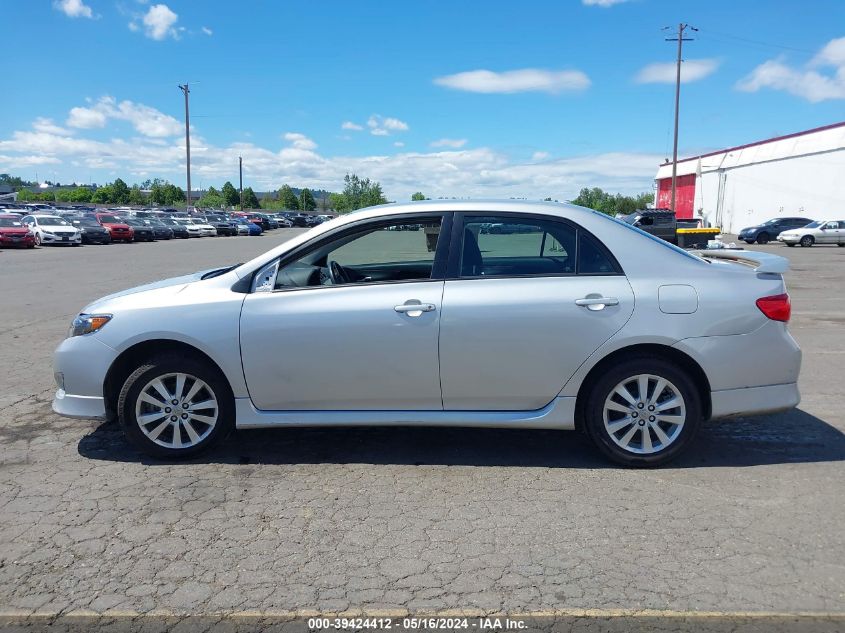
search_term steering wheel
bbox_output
[327,260,350,285]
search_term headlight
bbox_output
[70,314,112,337]
[43,230,54,235]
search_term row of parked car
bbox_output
[737,216,845,247]
[0,204,333,248]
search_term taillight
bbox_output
[756,293,791,322]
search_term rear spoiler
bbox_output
[689,249,790,274]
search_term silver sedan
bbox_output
[52,200,801,466]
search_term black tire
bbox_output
[799,235,814,247]
[34,233,42,246]
[117,354,234,459]
[837,243,844,247]
[756,233,770,245]
[744,239,755,244]
[785,243,795,247]
[583,356,702,467]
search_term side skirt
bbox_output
[234,397,576,430]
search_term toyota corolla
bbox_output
[52,201,801,466]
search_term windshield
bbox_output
[75,219,100,227]
[590,210,703,262]
[0,218,23,227]
[39,216,70,226]
[97,215,122,223]
[804,221,822,228]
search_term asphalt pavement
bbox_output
[0,230,843,627]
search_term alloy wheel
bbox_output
[602,373,686,455]
[134,372,218,449]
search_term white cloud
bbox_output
[67,106,107,129]
[33,118,74,136]
[131,3,179,40]
[434,68,590,94]
[393,142,405,148]
[53,0,95,19]
[736,37,845,102]
[367,115,409,136]
[635,59,720,84]
[0,98,662,201]
[66,96,181,137]
[283,132,318,151]
[582,0,630,6]
[201,26,213,36]
[430,138,467,148]
[341,121,363,131]
[532,151,550,161]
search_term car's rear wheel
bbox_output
[117,354,234,458]
[584,357,701,467]
[756,233,770,244]
[800,235,814,247]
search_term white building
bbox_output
[654,121,845,233]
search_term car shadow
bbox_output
[77,408,845,469]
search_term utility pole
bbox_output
[238,156,243,211]
[665,23,696,213]
[178,83,191,212]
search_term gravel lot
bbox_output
[0,231,843,626]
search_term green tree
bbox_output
[197,187,225,208]
[332,173,389,213]
[571,187,654,217]
[161,184,185,205]
[221,181,240,208]
[411,192,426,201]
[110,178,130,204]
[299,187,316,211]
[329,192,347,212]
[91,186,114,204]
[278,184,300,210]
[242,187,260,209]
[128,185,146,206]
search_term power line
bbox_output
[696,28,814,55]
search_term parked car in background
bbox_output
[203,215,237,236]
[88,213,134,243]
[124,218,156,242]
[738,217,813,244]
[52,200,801,467]
[232,217,263,235]
[252,213,279,230]
[0,214,36,248]
[186,218,218,237]
[619,209,677,244]
[289,213,311,228]
[157,217,190,239]
[70,217,111,245]
[144,218,175,240]
[777,220,845,247]
[21,214,82,246]
[175,218,204,238]
[272,214,293,228]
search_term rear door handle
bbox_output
[575,296,619,311]
[394,302,436,315]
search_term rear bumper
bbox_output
[710,382,800,419]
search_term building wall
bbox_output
[694,149,845,233]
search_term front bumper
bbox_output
[42,233,81,244]
[777,235,799,243]
[0,235,35,246]
[52,334,117,420]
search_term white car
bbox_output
[20,214,82,246]
[777,220,845,247]
[52,200,801,467]
[183,218,218,237]
[175,218,204,238]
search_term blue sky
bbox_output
[2,0,844,200]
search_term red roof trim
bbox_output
[660,120,845,166]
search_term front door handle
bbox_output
[394,301,436,316]
[575,296,619,311]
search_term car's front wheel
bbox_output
[800,235,814,247]
[117,354,234,458]
[756,233,770,244]
[584,357,701,467]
